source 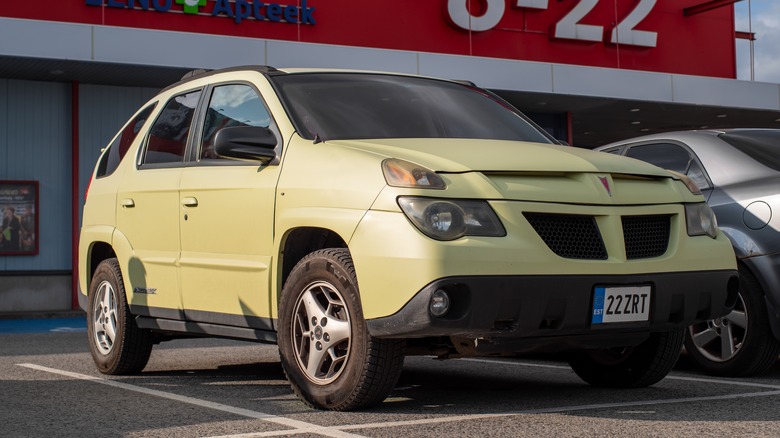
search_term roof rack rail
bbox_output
[181,69,211,80]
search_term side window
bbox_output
[96,103,157,177]
[143,90,202,165]
[200,84,272,160]
[626,143,691,174]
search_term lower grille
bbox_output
[623,215,671,259]
[524,213,607,260]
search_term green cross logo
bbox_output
[176,0,207,14]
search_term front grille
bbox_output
[524,213,607,260]
[623,215,671,259]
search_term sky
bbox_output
[734,0,780,83]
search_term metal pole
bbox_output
[749,0,755,81]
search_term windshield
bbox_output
[271,73,553,144]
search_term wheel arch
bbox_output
[738,259,780,341]
[88,241,117,290]
[278,227,349,302]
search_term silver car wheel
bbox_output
[92,280,119,355]
[292,281,352,385]
[688,293,748,363]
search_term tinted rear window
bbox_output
[719,130,780,172]
[271,73,552,144]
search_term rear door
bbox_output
[115,89,202,318]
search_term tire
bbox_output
[684,267,780,377]
[278,248,405,411]
[87,258,153,375]
[569,327,684,388]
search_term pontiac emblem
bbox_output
[598,176,612,197]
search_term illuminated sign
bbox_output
[84,0,316,25]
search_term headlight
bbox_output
[382,159,446,189]
[685,203,718,239]
[397,197,506,240]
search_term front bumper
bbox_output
[367,270,739,342]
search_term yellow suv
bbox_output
[79,66,738,410]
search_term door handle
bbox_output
[120,198,135,208]
[182,197,199,207]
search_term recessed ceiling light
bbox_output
[640,128,650,132]
[630,108,641,112]
[716,114,727,118]
[775,118,780,123]
[631,121,641,125]
[700,125,709,129]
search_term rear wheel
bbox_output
[87,258,153,375]
[684,267,780,377]
[278,249,405,411]
[569,327,684,388]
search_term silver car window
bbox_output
[626,143,691,173]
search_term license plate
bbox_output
[592,285,651,324]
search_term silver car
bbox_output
[598,129,780,376]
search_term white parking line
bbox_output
[335,389,780,431]
[16,364,365,438]
[461,357,780,390]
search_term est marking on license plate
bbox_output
[592,285,651,324]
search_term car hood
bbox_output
[326,138,671,178]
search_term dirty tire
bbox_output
[87,258,153,375]
[569,327,684,388]
[685,267,780,377]
[278,248,405,410]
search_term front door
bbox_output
[178,83,281,329]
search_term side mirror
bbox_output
[214,126,278,163]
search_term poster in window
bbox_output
[0,181,38,256]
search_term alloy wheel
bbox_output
[292,281,352,384]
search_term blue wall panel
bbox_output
[0,80,71,271]
[78,84,158,222]
[0,80,158,273]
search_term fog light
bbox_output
[430,289,451,317]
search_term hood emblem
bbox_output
[598,176,612,197]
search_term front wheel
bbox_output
[87,258,153,375]
[569,327,684,388]
[684,267,780,377]
[278,249,405,411]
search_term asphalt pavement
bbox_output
[2,317,780,437]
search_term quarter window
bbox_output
[97,103,156,177]
[200,84,272,160]
[144,90,202,165]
